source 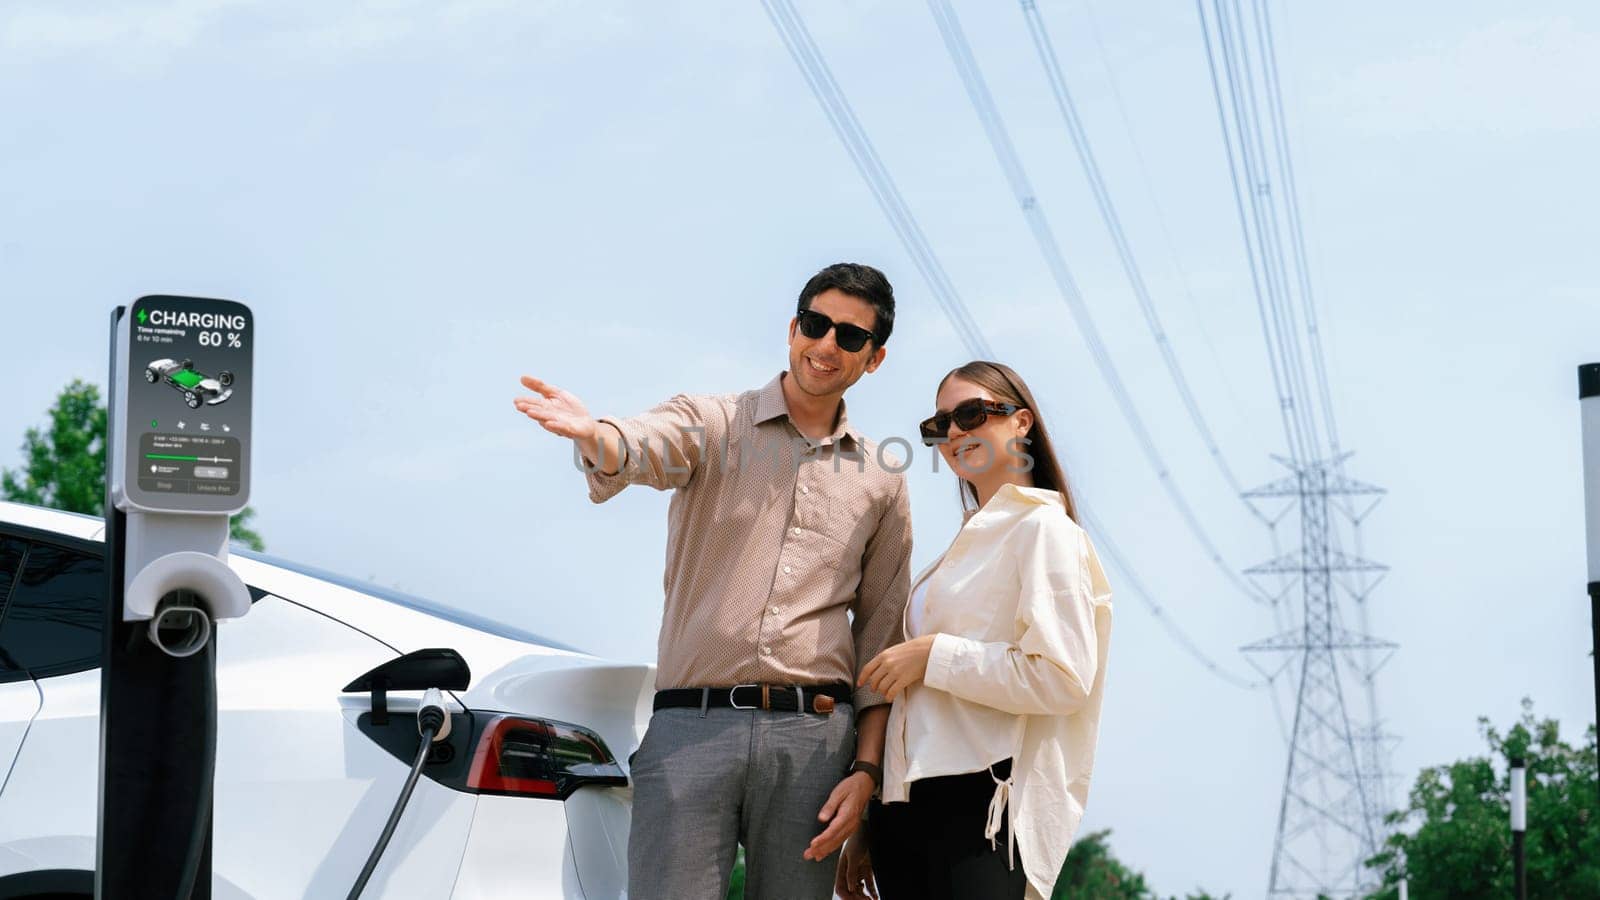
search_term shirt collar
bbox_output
[961,482,1064,522]
[754,371,862,446]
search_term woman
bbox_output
[837,361,1114,900]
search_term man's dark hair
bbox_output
[796,262,895,346]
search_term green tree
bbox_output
[1365,699,1599,899]
[3,379,264,548]
[1,379,106,514]
[229,506,265,552]
[1052,829,1154,899]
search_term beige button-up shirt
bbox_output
[882,483,1113,900]
[584,373,913,709]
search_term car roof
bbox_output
[0,500,105,541]
[0,499,584,656]
[233,549,584,654]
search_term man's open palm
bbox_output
[514,376,595,441]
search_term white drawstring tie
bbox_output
[984,769,1017,871]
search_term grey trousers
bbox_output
[626,705,857,900]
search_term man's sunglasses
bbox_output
[796,309,878,353]
[919,398,1021,446]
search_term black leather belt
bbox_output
[653,682,853,715]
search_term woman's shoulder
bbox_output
[998,485,1085,543]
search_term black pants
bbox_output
[867,760,1027,900]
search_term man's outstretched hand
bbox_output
[514,376,597,442]
[804,770,874,862]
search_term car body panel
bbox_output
[0,682,40,794]
[0,598,482,897]
[563,787,632,900]
[0,502,639,898]
[451,794,587,899]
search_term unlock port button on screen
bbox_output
[194,466,229,480]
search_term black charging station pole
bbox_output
[99,303,215,899]
[98,297,254,899]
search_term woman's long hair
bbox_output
[940,360,1079,524]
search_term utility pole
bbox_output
[1579,362,1600,799]
[1243,455,1396,897]
[1509,755,1527,900]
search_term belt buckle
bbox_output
[729,683,760,710]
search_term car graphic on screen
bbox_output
[144,358,234,409]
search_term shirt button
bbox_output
[792,527,802,536]
[770,606,780,615]
[783,565,793,575]
[761,646,772,655]
[800,485,810,494]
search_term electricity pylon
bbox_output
[1243,454,1396,897]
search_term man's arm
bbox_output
[803,703,886,863]
[853,704,888,769]
[515,376,714,499]
[803,474,913,863]
[849,476,914,708]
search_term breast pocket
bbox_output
[816,492,878,558]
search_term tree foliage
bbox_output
[1049,829,1228,900]
[2,379,106,515]
[1053,829,1155,899]
[1365,699,1599,899]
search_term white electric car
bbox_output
[0,500,649,899]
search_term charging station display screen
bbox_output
[121,296,253,514]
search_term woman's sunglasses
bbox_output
[796,309,878,353]
[919,398,1022,446]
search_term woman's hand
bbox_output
[834,832,878,900]
[859,634,938,701]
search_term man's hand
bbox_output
[513,376,596,442]
[858,634,937,701]
[834,832,878,900]
[804,770,874,862]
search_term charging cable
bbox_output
[347,688,450,899]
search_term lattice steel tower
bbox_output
[1243,456,1395,897]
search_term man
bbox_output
[513,263,912,899]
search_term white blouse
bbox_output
[882,483,1114,900]
[907,576,930,637]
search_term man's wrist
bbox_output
[584,420,626,474]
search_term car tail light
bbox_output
[465,714,628,800]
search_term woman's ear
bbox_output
[1015,408,1035,437]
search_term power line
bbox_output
[761,0,993,360]
[1014,0,1263,517]
[1253,0,1342,459]
[1217,0,1323,460]
[762,0,1262,690]
[1075,0,1260,461]
[924,0,1274,606]
[1197,0,1307,467]
[1080,502,1265,690]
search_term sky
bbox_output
[2,0,1597,895]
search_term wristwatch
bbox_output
[850,760,883,789]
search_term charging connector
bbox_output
[418,688,450,742]
[346,690,451,899]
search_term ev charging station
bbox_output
[100,296,254,899]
